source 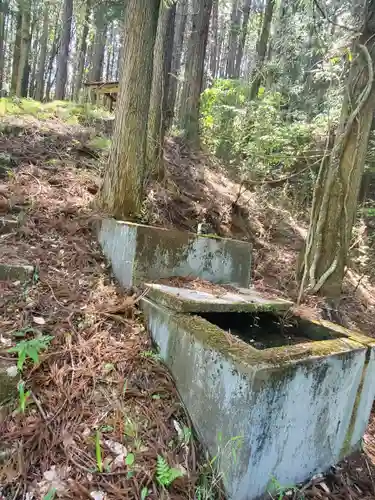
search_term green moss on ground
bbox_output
[0,98,113,125]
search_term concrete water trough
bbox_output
[141,283,375,500]
[98,219,252,288]
[97,219,375,499]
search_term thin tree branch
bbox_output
[313,0,358,33]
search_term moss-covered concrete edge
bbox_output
[297,317,375,349]
[141,298,366,374]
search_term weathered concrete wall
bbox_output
[98,219,252,288]
[0,361,18,407]
[0,263,34,281]
[141,298,375,500]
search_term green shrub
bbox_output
[201,80,316,179]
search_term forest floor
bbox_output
[1,102,375,499]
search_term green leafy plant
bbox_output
[103,363,115,372]
[155,455,183,487]
[125,452,135,466]
[43,488,56,500]
[195,433,244,499]
[141,350,160,361]
[181,426,192,445]
[32,267,39,285]
[140,487,149,500]
[125,452,135,479]
[17,380,30,413]
[100,425,114,432]
[201,80,315,182]
[268,476,299,500]
[95,430,103,472]
[8,335,53,371]
[124,417,137,438]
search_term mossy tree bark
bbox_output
[55,0,73,100]
[97,0,160,219]
[147,1,176,178]
[179,0,213,147]
[299,2,375,301]
[249,0,275,99]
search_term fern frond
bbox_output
[156,455,183,487]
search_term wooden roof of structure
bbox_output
[83,81,120,95]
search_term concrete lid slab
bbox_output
[0,263,34,281]
[145,283,293,313]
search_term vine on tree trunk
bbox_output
[298,43,374,303]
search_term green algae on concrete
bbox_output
[297,316,375,350]
[141,297,374,500]
[161,304,365,370]
[145,283,293,313]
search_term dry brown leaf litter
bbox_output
[0,142,210,499]
[0,115,375,499]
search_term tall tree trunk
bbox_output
[45,20,59,101]
[55,0,73,100]
[106,22,115,81]
[21,61,30,97]
[16,0,31,97]
[109,22,116,80]
[89,4,107,81]
[249,0,275,99]
[209,0,219,80]
[98,0,161,219]
[217,9,227,77]
[11,10,22,94]
[234,0,252,78]
[166,0,188,130]
[73,0,90,101]
[4,8,13,91]
[116,22,124,80]
[147,2,176,177]
[299,2,375,301]
[179,0,213,146]
[34,3,49,101]
[0,0,8,91]
[28,10,39,98]
[225,0,241,78]
[89,3,107,103]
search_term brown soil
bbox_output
[0,114,375,499]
